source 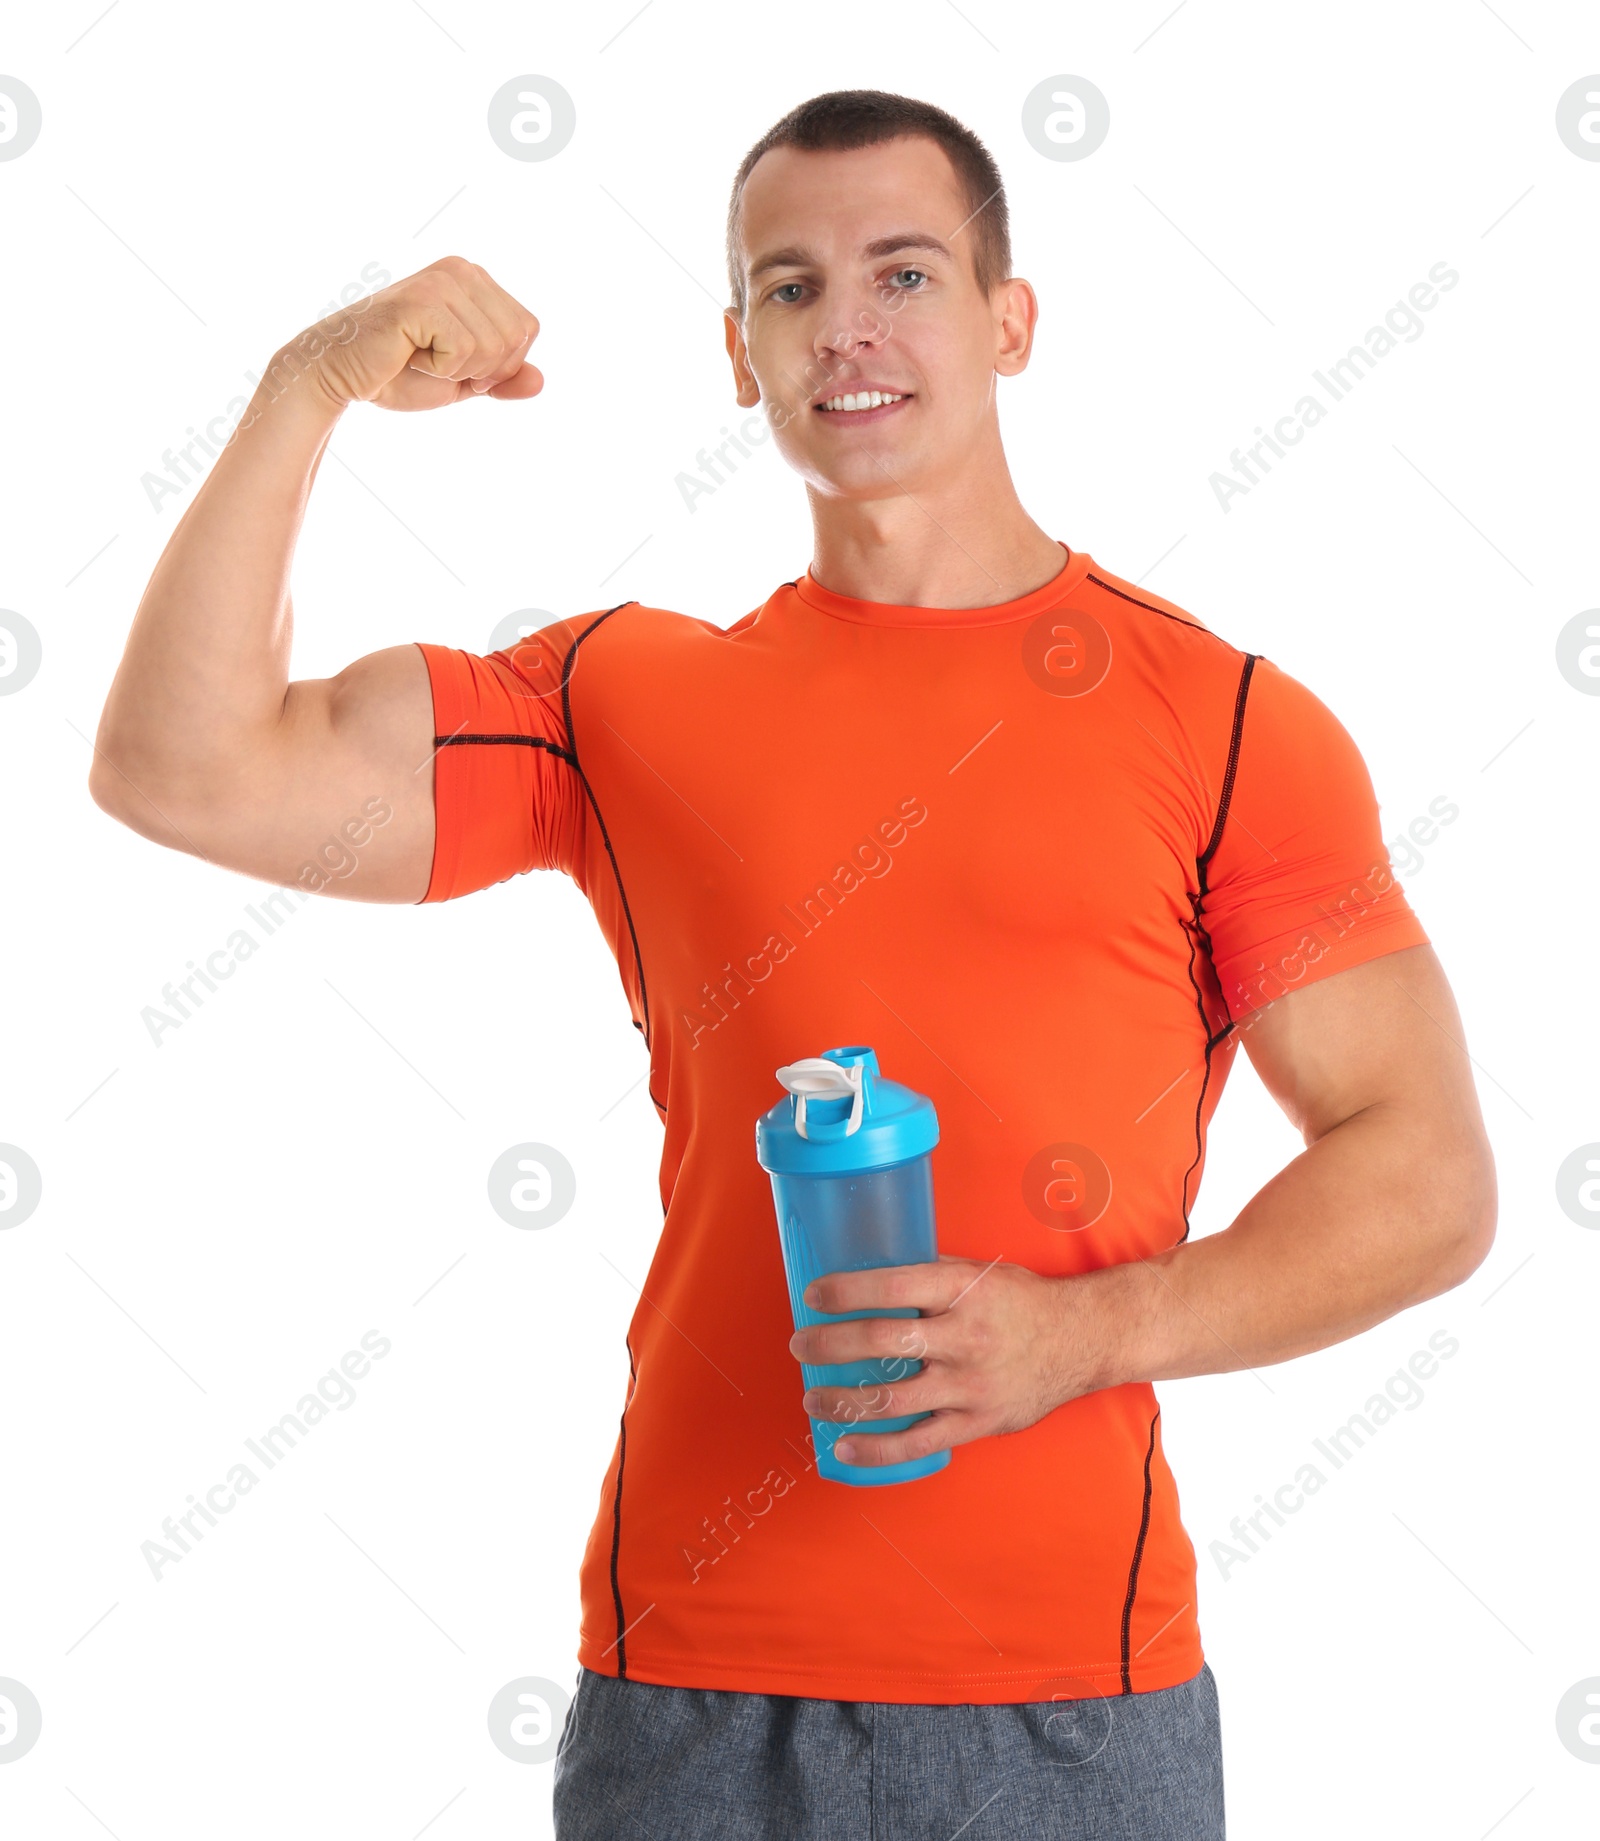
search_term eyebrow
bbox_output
[746,232,954,283]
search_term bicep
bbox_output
[1239,943,1489,1155]
[212,643,437,904]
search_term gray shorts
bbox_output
[552,1661,1225,1840]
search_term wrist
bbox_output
[195,352,346,510]
[248,338,352,433]
[1061,1260,1147,1396]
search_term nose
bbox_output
[814,286,893,367]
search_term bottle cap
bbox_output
[754,1044,938,1176]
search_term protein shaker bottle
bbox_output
[755,1044,949,1486]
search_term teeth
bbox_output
[820,392,904,412]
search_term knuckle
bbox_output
[871,1319,904,1356]
[884,1328,924,1368]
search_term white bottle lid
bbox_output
[774,1056,865,1140]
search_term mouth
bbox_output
[813,388,912,424]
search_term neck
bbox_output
[806,434,1065,611]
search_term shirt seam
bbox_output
[573,1646,1168,1682]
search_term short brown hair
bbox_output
[725,89,1011,319]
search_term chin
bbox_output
[802,447,927,499]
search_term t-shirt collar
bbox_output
[792,542,1092,628]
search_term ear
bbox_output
[992,277,1040,379]
[724,309,761,408]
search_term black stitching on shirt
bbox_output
[561,604,653,1050]
[1119,1406,1161,1694]
[1176,653,1258,1244]
[609,1335,637,1676]
[433,732,578,766]
[1199,655,1257,871]
[1085,571,1207,632]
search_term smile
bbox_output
[815,391,910,419]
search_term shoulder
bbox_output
[531,597,778,714]
[1075,556,1242,658]
[556,592,788,681]
[1067,558,1369,777]
[1071,555,1259,725]
[563,593,777,659]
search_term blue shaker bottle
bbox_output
[755,1044,949,1486]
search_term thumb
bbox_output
[473,362,545,402]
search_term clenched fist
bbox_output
[291,255,543,413]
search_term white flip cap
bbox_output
[775,1056,865,1140]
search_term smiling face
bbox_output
[724,135,1036,506]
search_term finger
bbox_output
[802,1261,952,1315]
[478,320,537,387]
[803,1372,940,1423]
[430,275,510,386]
[833,1411,964,1468]
[484,361,544,400]
[399,298,479,385]
[451,360,540,403]
[789,1314,936,1368]
[454,263,540,389]
[475,295,541,389]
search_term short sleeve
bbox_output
[1200,655,1430,1019]
[413,616,588,902]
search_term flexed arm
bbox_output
[88,257,542,903]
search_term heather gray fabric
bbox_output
[552,1660,1224,1839]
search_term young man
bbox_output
[91,90,1495,1840]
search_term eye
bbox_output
[772,282,806,304]
[886,267,928,291]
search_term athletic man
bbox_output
[91,90,1497,1840]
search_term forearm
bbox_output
[94,345,345,795]
[1079,1101,1494,1390]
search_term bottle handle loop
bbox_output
[775,1057,865,1140]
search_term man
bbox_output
[91,88,1495,1840]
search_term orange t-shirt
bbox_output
[415,543,1428,1705]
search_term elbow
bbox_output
[87,753,124,821]
[86,728,189,847]
[87,738,126,822]
[1437,1143,1499,1291]
[87,731,146,829]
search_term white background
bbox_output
[2,1,1597,1836]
